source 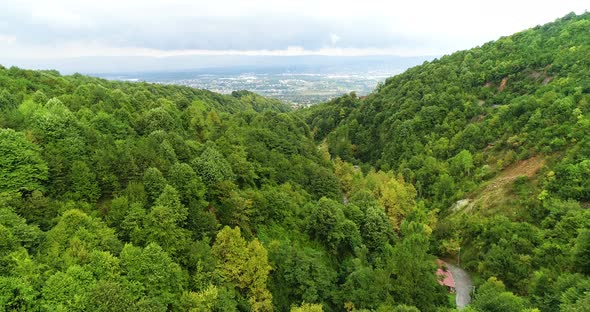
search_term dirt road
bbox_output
[447,263,473,309]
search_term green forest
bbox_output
[1,12,589,312]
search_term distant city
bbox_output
[142,71,397,106]
[92,56,431,106]
[98,70,397,106]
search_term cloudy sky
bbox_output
[0,0,587,71]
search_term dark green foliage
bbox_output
[0,207,42,254]
[285,248,336,303]
[573,229,590,274]
[389,222,448,311]
[0,12,589,311]
[0,129,48,196]
[0,60,349,311]
[0,90,18,109]
[300,12,590,209]
[299,11,590,312]
[192,143,235,186]
[339,259,393,310]
[231,90,291,113]
[41,265,95,311]
[470,278,527,312]
[305,164,341,200]
[120,243,186,307]
[167,162,206,207]
[307,198,361,256]
[143,167,167,204]
[67,160,101,202]
[360,206,394,253]
[88,280,136,312]
[0,276,37,311]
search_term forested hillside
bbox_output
[1,11,589,312]
[0,66,450,311]
[302,12,590,311]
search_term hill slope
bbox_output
[0,65,452,311]
[304,12,590,209]
[303,11,590,311]
[0,11,589,312]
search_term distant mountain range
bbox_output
[3,55,432,75]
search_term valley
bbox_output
[0,9,589,312]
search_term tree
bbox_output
[0,276,37,311]
[140,107,176,134]
[144,185,190,254]
[0,90,18,110]
[481,240,533,291]
[211,226,248,284]
[88,280,136,312]
[192,144,235,186]
[67,160,101,202]
[0,207,43,255]
[307,198,361,256]
[528,271,558,312]
[561,291,590,312]
[471,277,527,312]
[120,243,186,307]
[180,285,233,312]
[31,90,48,104]
[143,167,167,205]
[105,195,130,228]
[361,206,394,253]
[41,265,96,311]
[339,258,393,310]
[450,150,475,177]
[43,209,121,269]
[367,171,417,230]
[573,229,590,274]
[391,305,420,312]
[304,164,341,200]
[212,226,273,311]
[291,303,323,312]
[270,244,337,311]
[0,129,48,197]
[167,162,207,207]
[389,221,448,311]
[432,173,455,203]
[120,202,147,244]
[245,240,274,311]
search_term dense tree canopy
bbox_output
[0,129,48,198]
[0,60,445,311]
[0,11,589,312]
[301,11,590,312]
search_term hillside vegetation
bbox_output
[302,12,590,311]
[0,66,450,311]
[0,11,589,312]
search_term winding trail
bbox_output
[446,263,473,309]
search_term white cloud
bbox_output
[0,0,588,60]
[0,34,17,44]
[330,33,341,45]
[0,41,446,59]
[30,7,90,28]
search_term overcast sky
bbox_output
[0,0,588,61]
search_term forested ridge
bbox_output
[0,11,589,312]
[302,11,590,312]
[0,63,446,311]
